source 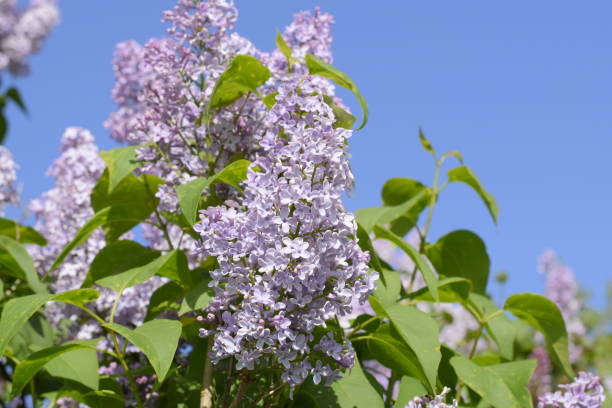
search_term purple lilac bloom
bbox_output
[282,7,334,63]
[28,127,164,341]
[538,372,606,408]
[29,127,106,295]
[0,145,19,215]
[0,0,59,76]
[405,387,458,408]
[104,1,346,267]
[195,80,376,388]
[106,0,368,388]
[105,0,262,258]
[530,346,553,396]
[539,250,585,362]
[105,0,341,189]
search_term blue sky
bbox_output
[3,1,611,307]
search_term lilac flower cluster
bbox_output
[529,346,554,396]
[29,127,106,294]
[28,127,163,340]
[0,0,58,76]
[538,372,606,408]
[282,7,334,64]
[0,145,19,216]
[405,387,458,408]
[539,250,585,362]
[195,81,376,387]
[105,0,339,204]
[105,0,263,258]
[105,0,372,388]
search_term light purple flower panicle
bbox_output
[539,250,585,362]
[538,372,606,408]
[0,0,59,75]
[195,80,376,387]
[0,145,19,215]
[105,0,372,388]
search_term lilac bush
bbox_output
[0,1,609,407]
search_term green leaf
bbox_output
[262,91,279,109]
[356,190,428,234]
[48,207,111,273]
[50,288,100,309]
[330,359,385,408]
[0,113,6,144]
[83,240,159,288]
[373,226,438,302]
[441,150,464,164]
[179,278,214,316]
[91,171,163,241]
[49,383,124,408]
[146,281,185,321]
[372,300,441,390]
[153,249,191,284]
[356,223,383,272]
[394,377,428,408]
[99,146,142,193]
[46,347,99,392]
[381,178,430,236]
[105,320,181,382]
[487,360,537,408]
[382,178,427,206]
[0,218,47,245]
[469,293,515,360]
[177,159,250,225]
[6,87,27,114]
[450,355,531,408]
[372,269,401,307]
[418,128,435,155]
[305,53,369,130]
[438,345,459,389]
[367,324,431,389]
[407,277,471,303]
[205,55,271,121]
[0,289,99,356]
[505,293,573,377]
[425,230,490,294]
[0,236,47,293]
[472,353,503,366]
[11,342,100,398]
[448,165,499,224]
[276,31,294,70]
[7,313,54,359]
[322,94,357,130]
[96,250,182,294]
[55,173,161,270]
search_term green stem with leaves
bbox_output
[455,307,498,404]
[106,291,144,407]
[408,155,442,293]
[111,331,144,408]
[385,371,399,408]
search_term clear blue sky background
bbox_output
[3,1,611,307]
